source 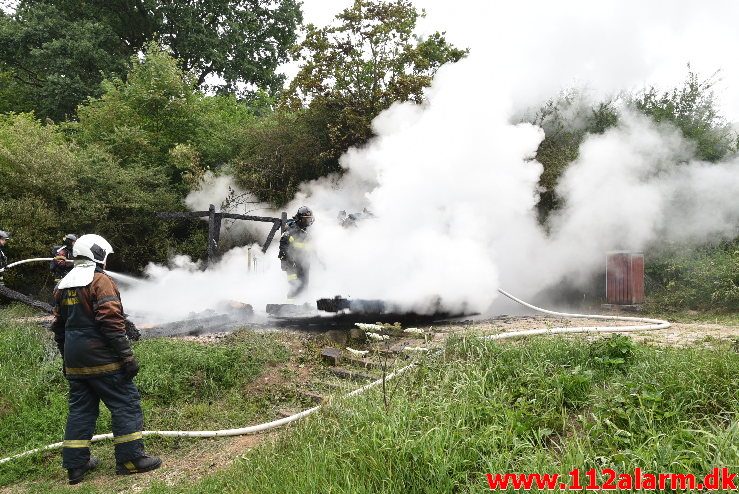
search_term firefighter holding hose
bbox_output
[50,233,77,285]
[0,230,9,286]
[278,206,314,300]
[51,234,160,484]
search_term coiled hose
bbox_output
[0,288,669,465]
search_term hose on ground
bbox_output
[488,289,670,340]
[0,288,670,465]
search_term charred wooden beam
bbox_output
[219,213,281,223]
[262,221,282,253]
[0,284,53,313]
[207,204,220,263]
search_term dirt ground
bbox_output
[443,314,739,348]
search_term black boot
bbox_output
[116,455,162,475]
[67,456,100,485]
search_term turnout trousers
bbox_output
[62,373,145,468]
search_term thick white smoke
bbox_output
[121,1,739,323]
[545,111,739,285]
[123,247,287,324]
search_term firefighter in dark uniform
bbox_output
[0,230,9,286]
[50,234,160,484]
[278,206,314,300]
[50,234,77,284]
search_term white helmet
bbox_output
[73,234,114,265]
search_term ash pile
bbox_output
[267,295,476,328]
[136,301,255,338]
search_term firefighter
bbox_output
[0,230,8,286]
[51,234,160,484]
[50,234,77,284]
[278,206,314,299]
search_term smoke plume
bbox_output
[120,1,739,323]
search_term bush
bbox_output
[632,70,737,162]
[646,240,739,312]
[0,112,194,291]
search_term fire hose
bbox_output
[0,257,141,286]
[0,258,56,272]
[0,289,670,465]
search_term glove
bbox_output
[122,356,140,380]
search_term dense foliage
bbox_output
[0,0,302,120]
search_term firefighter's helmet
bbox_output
[73,234,113,265]
[295,206,314,228]
[63,233,78,246]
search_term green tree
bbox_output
[0,113,189,291]
[528,91,618,220]
[286,0,467,160]
[70,45,202,186]
[0,3,129,120]
[631,70,737,162]
[70,45,262,192]
[231,0,467,205]
[0,0,302,120]
[228,109,329,205]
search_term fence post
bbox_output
[207,204,221,264]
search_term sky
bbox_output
[295,0,739,122]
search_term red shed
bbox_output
[606,252,645,305]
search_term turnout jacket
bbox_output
[50,244,74,278]
[51,269,133,379]
[278,219,310,272]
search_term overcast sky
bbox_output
[296,0,739,122]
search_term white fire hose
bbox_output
[0,288,670,465]
[0,258,56,272]
[0,257,140,286]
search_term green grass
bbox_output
[0,302,41,319]
[0,308,290,487]
[2,309,738,493]
[164,335,739,494]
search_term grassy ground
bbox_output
[0,304,299,491]
[2,304,738,493]
[166,335,739,494]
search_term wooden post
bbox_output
[157,207,282,260]
[207,204,221,264]
[280,212,288,233]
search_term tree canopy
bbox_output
[0,0,302,120]
[285,0,467,154]
[228,0,467,205]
